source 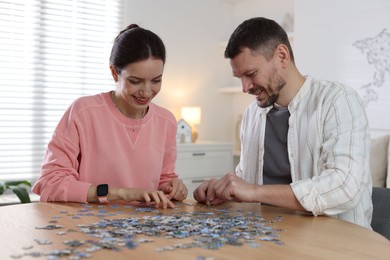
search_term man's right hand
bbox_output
[193,178,225,206]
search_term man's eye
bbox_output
[129,80,141,84]
[152,79,162,83]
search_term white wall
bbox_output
[122,0,293,143]
[122,0,390,142]
[294,0,390,137]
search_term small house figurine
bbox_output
[176,119,192,143]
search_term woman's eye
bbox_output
[152,79,162,83]
[129,80,141,84]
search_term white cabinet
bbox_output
[176,142,233,198]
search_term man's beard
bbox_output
[257,92,278,108]
[256,68,286,108]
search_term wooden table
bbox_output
[0,200,389,259]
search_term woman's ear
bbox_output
[109,64,119,82]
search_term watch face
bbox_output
[97,184,109,197]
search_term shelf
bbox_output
[176,142,234,196]
[218,86,241,93]
[219,0,249,5]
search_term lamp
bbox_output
[181,106,201,142]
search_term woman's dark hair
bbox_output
[109,24,166,74]
[224,17,294,63]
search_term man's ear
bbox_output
[109,64,119,82]
[275,44,290,67]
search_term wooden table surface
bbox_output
[0,200,389,260]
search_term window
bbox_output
[0,0,123,182]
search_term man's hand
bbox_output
[212,172,258,202]
[159,178,188,201]
[193,178,224,206]
[193,173,258,205]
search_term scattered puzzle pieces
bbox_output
[19,203,285,259]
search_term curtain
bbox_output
[0,0,123,181]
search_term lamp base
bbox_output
[191,129,198,143]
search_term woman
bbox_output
[32,24,187,208]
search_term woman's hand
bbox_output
[159,178,188,201]
[118,188,175,209]
[88,185,175,209]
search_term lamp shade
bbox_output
[181,106,201,126]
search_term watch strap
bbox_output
[98,196,109,203]
[96,184,109,204]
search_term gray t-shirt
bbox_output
[263,105,292,184]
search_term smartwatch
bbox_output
[96,184,109,203]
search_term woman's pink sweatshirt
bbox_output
[32,92,178,202]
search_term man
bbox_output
[193,17,373,228]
